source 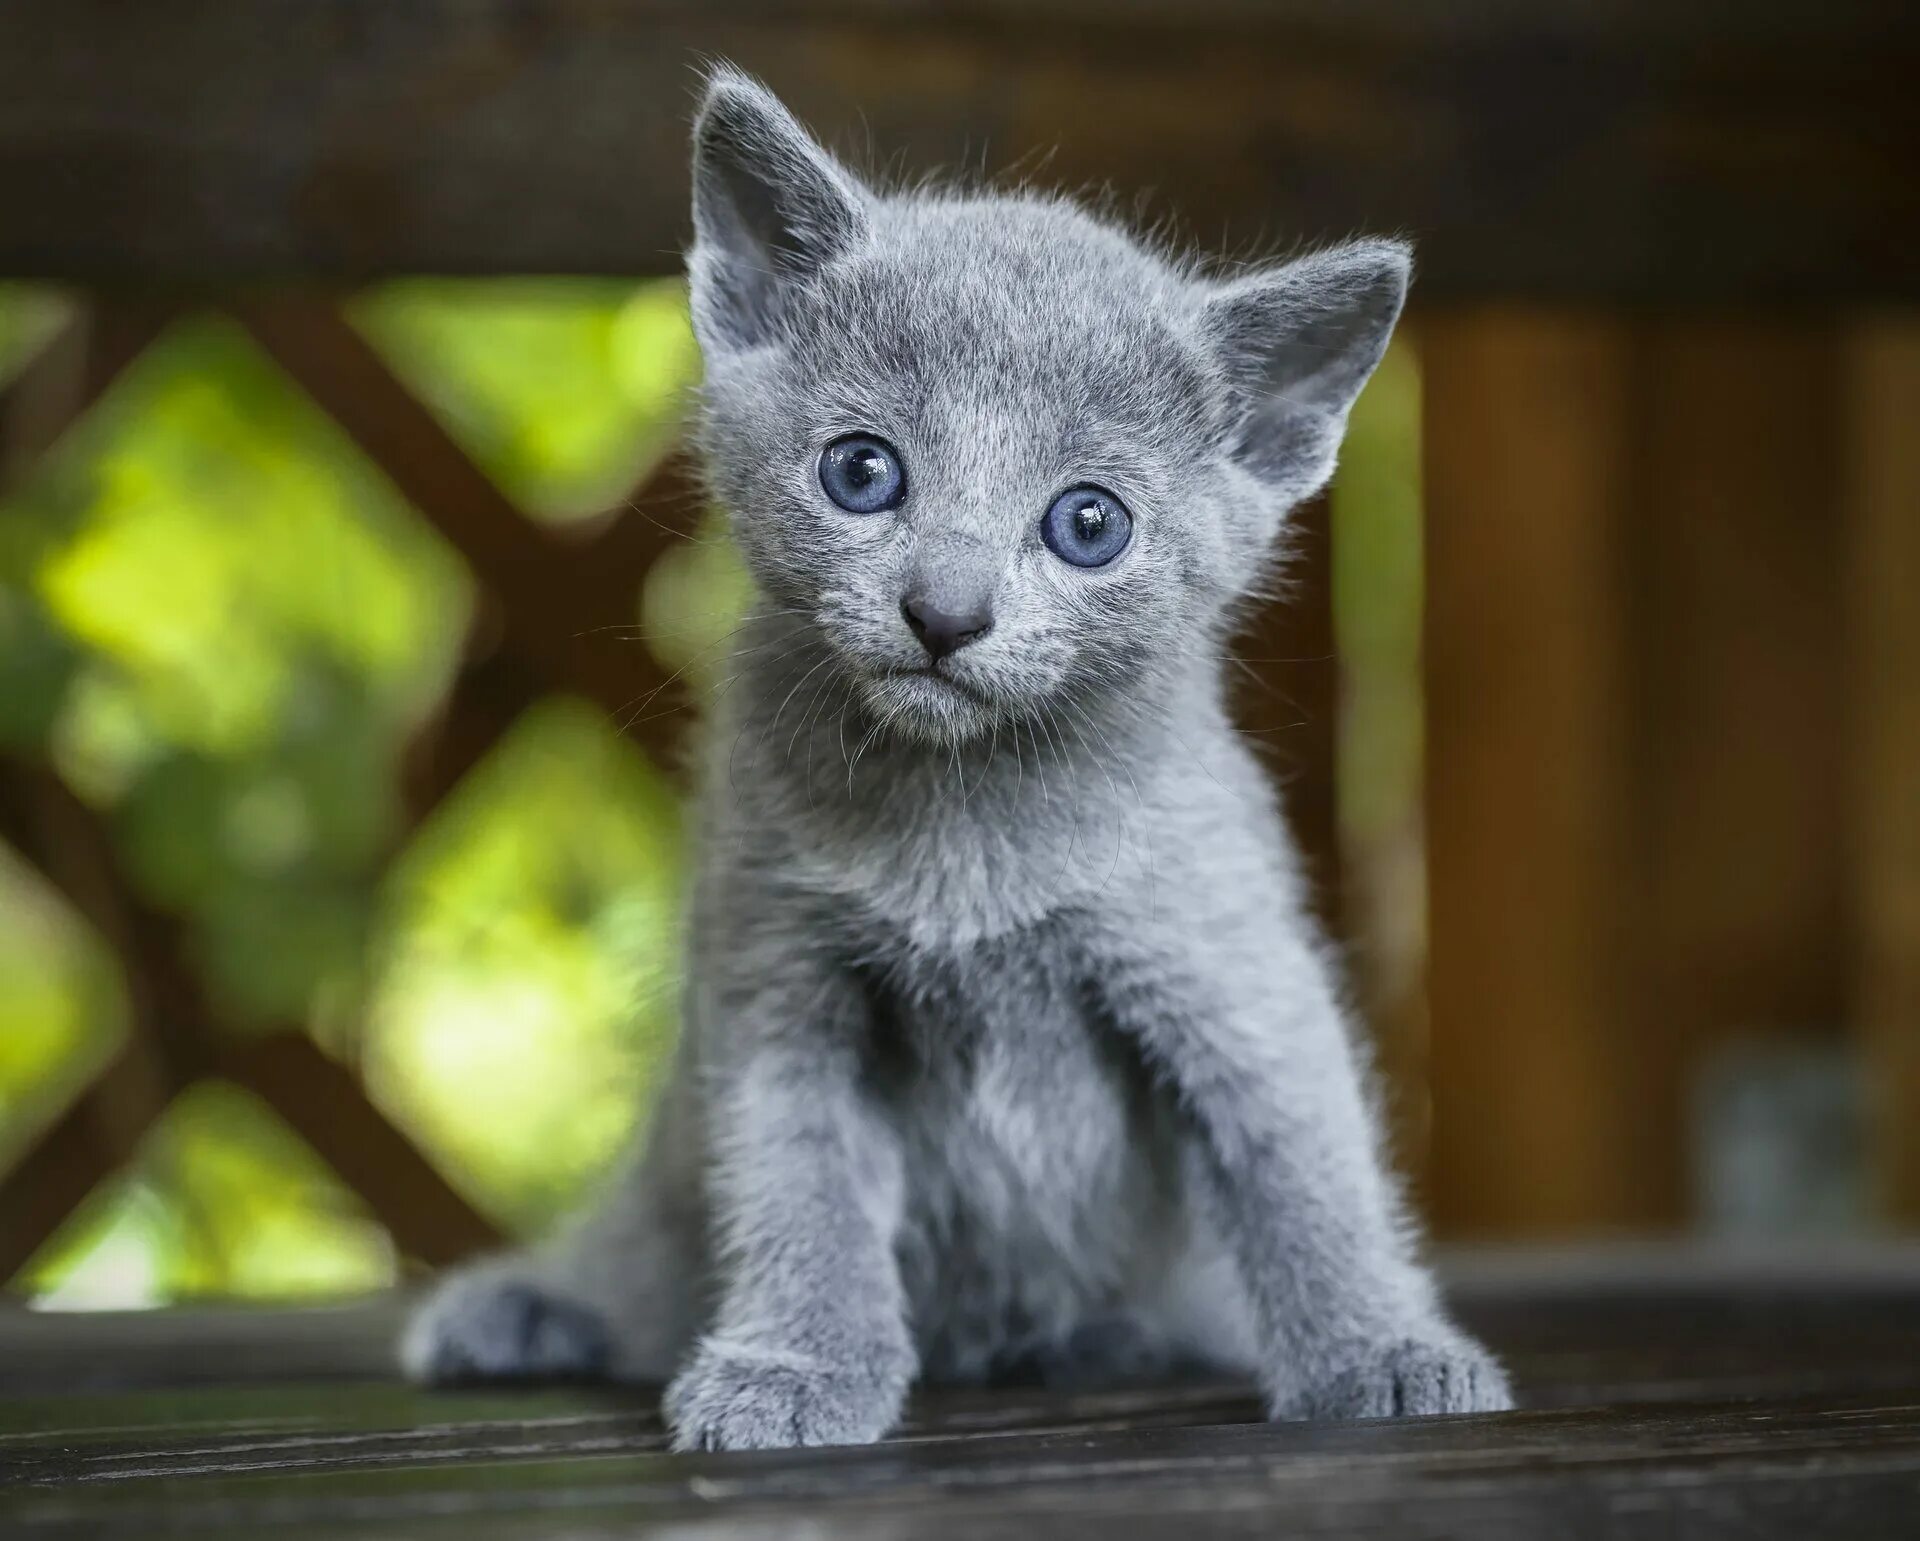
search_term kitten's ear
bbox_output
[1200,239,1411,496]
[689,67,872,355]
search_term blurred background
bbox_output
[1,2,1915,1309]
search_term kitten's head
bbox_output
[688,68,1407,746]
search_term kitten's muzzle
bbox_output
[900,592,993,661]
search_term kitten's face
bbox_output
[687,70,1407,746]
[702,202,1242,744]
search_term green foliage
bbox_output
[365,699,683,1233]
[1332,338,1424,847]
[24,1081,394,1306]
[0,849,122,1172]
[1329,340,1428,1015]
[4,315,470,1039]
[0,281,706,1305]
[353,279,698,522]
[34,319,464,764]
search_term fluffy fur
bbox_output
[402,66,1512,1450]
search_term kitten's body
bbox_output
[692,637,1276,1390]
[405,70,1511,1449]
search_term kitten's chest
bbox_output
[893,987,1124,1175]
[795,781,1136,952]
[865,937,1170,1248]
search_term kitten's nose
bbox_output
[901,593,993,661]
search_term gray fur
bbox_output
[402,66,1512,1448]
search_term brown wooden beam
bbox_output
[1422,311,1644,1238]
[394,449,707,822]
[581,445,706,600]
[1626,322,1849,1225]
[0,1045,176,1286]
[0,302,178,492]
[1846,319,1920,1226]
[220,1034,499,1269]
[1,3,1914,300]
[398,610,544,827]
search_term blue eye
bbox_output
[1041,486,1132,568]
[819,434,906,513]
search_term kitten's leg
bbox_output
[401,1087,706,1387]
[663,952,915,1451]
[1096,911,1513,1421]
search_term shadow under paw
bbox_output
[993,1315,1214,1390]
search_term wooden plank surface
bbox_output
[0,1,1915,298]
[5,1250,1920,1538]
[7,1395,1920,1540]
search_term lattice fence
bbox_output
[0,295,712,1284]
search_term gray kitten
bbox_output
[402,67,1513,1450]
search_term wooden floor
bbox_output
[5,1248,1920,1538]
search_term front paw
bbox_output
[402,1271,611,1386]
[1280,1333,1514,1421]
[664,1337,908,1452]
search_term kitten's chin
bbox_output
[859,668,995,747]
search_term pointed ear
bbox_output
[688,67,872,355]
[1199,240,1411,495]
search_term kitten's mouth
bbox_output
[863,662,996,741]
[884,664,983,700]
